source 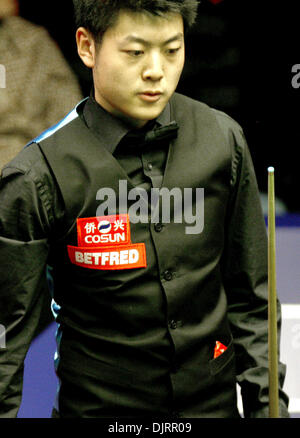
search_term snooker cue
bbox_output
[267,167,279,418]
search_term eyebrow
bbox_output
[121,33,184,46]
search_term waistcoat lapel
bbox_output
[38,112,137,236]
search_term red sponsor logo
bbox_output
[77,214,130,247]
[68,243,147,270]
[68,214,146,270]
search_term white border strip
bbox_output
[288,399,300,413]
[282,304,300,414]
[237,304,300,415]
[237,392,300,415]
[282,304,300,319]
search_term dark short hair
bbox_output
[72,0,199,43]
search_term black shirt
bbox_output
[83,96,172,189]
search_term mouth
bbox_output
[138,91,163,102]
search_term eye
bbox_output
[167,47,181,55]
[126,50,144,57]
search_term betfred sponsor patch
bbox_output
[77,214,130,247]
[68,214,146,270]
[68,243,146,270]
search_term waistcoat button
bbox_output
[154,223,163,232]
[169,320,177,329]
[164,270,173,281]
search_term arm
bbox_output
[0,151,51,417]
[215,111,289,417]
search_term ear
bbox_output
[76,27,96,69]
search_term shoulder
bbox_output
[171,92,246,146]
[173,93,247,151]
[0,143,54,235]
[0,142,52,193]
[0,139,65,234]
[211,108,245,142]
[3,16,69,69]
[172,93,243,132]
[32,103,82,145]
[3,16,50,46]
[171,92,212,115]
[170,93,251,186]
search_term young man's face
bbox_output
[77,9,185,127]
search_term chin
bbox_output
[116,104,167,127]
[134,107,165,122]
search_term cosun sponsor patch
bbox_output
[68,214,146,270]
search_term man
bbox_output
[0,0,289,418]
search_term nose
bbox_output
[142,51,164,82]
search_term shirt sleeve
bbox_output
[214,110,289,418]
[0,153,51,417]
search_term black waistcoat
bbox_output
[37,93,239,418]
